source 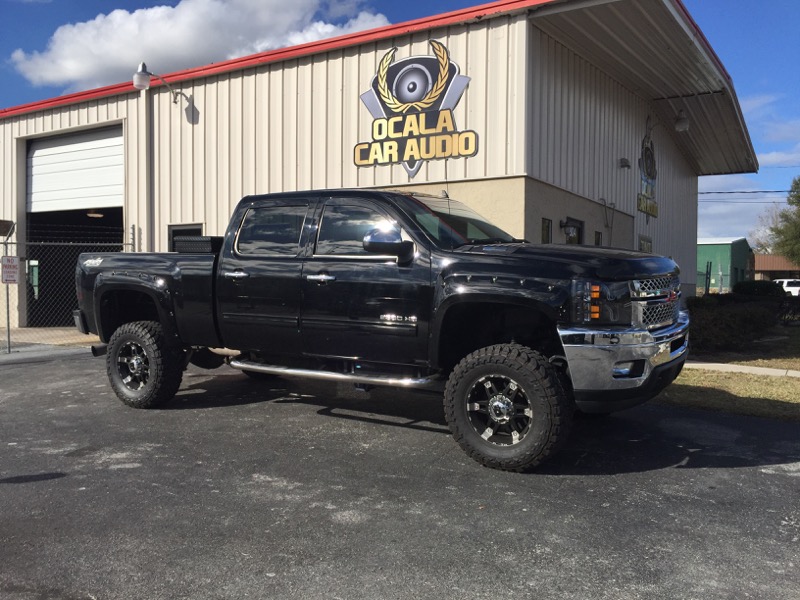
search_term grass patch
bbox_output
[656,369,800,422]
[663,324,800,421]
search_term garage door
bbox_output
[27,126,123,213]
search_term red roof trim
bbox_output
[0,0,557,120]
[0,82,136,119]
[670,0,733,84]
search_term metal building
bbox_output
[697,237,754,294]
[0,0,756,330]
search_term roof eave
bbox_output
[530,0,757,175]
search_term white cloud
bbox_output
[758,146,800,168]
[698,173,759,193]
[321,0,367,20]
[696,173,787,239]
[739,93,780,118]
[10,0,389,92]
[697,201,766,239]
[236,11,390,55]
[762,119,800,144]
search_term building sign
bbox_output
[1,256,20,284]
[355,40,478,178]
[637,195,659,218]
[637,117,658,220]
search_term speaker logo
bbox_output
[637,116,659,221]
[355,40,478,178]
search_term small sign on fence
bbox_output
[2,255,20,284]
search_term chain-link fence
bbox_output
[696,269,732,295]
[2,241,132,354]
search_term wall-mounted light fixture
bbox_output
[618,158,631,169]
[86,209,104,219]
[560,218,580,240]
[133,62,189,104]
[673,109,690,133]
[646,110,691,136]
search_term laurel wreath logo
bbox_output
[377,40,450,114]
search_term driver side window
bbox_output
[315,204,395,256]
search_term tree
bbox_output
[771,176,800,265]
[748,203,782,253]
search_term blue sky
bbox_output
[1,0,798,242]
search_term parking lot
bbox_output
[1,347,799,600]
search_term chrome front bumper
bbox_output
[558,310,689,395]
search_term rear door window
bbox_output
[236,204,308,256]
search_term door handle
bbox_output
[223,271,250,280]
[305,273,336,283]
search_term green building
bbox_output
[697,238,754,294]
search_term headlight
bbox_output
[571,280,632,326]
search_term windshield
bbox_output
[400,195,516,249]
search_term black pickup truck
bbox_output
[74,189,689,471]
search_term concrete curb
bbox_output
[0,344,90,365]
[685,361,800,379]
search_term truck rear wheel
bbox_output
[106,321,183,409]
[444,344,573,471]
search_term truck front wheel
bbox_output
[106,321,183,409]
[444,344,573,471]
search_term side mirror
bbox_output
[363,227,415,264]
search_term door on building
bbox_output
[300,197,431,366]
[215,198,311,354]
[25,127,125,327]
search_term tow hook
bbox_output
[91,344,108,357]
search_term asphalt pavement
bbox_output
[1,347,798,600]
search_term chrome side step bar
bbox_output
[228,358,436,388]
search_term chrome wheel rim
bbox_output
[117,341,150,391]
[466,374,533,446]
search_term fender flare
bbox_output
[93,276,177,343]
[429,291,561,368]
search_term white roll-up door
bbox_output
[27,126,123,213]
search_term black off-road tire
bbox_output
[444,344,574,471]
[106,321,184,409]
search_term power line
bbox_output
[698,195,787,200]
[698,200,788,204]
[698,190,790,194]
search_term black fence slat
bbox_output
[2,242,134,353]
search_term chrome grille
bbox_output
[631,275,680,298]
[631,275,681,330]
[640,297,681,329]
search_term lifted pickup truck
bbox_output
[75,189,689,471]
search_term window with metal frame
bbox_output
[541,218,552,243]
[315,204,395,256]
[236,204,308,255]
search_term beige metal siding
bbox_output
[142,13,530,249]
[0,98,140,328]
[0,95,142,245]
[1,10,698,283]
[527,26,698,287]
